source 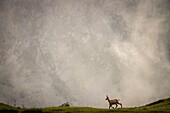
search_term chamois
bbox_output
[59,102,70,107]
[105,95,122,109]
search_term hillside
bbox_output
[0,103,14,108]
[0,102,19,113]
[139,97,170,111]
[0,97,170,113]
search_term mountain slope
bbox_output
[0,97,170,113]
[138,97,170,112]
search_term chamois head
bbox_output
[105,95,109,100]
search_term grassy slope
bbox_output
[0,102,19,113]
[138,97,170,112]
[0,97,170,113]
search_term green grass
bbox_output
[0,103,19,113]
[138,97,170,112]
[0,97,170,113]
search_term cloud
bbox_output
[0,0,170,108]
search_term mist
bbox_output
[0,0,170,108]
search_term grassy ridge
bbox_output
[0,103,19,113]
[138,97,170,112]
[0,97,170,113]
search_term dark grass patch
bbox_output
[0,109,19,113]
[146,100,164,106]
[20,108,43,113]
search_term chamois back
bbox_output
[110,99,119,104]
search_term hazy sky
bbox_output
[0,0,170,108]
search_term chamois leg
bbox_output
[115,104,118,108]
[111,105,114,109]
[118,103,122,108]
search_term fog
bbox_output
[0,0,170,108]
